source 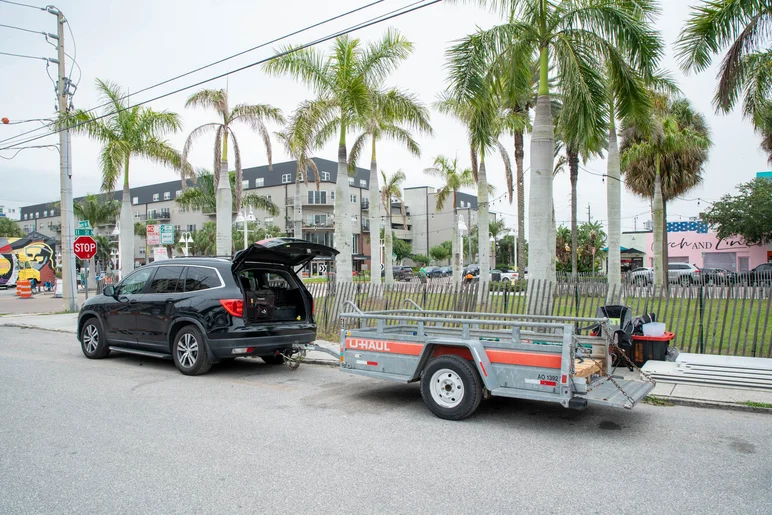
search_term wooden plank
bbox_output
[573,359,604,378]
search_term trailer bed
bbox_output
[337,305,655,419]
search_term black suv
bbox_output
[76,238,338,375]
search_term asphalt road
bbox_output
[1,327,771,515]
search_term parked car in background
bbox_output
[382,266,414,282]
[629,267,654,285]
[737,263,772,286]
[76,238,338,376]
[425,266,445,278]
[439,266,452,277]
[498,268,518,283]
[463,264,480,277]
[700,267,737,285]
[668,263,701,285]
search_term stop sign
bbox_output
[73,236,97,260]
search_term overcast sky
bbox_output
[1,0,769,235]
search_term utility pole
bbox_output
[51,6,78,312]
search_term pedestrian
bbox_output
[418,265,427,285]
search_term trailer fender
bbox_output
[410,341,500,391]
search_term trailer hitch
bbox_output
[280,343,341,370]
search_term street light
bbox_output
[179,231,194,256]
[234,208,256,250]
[111,222,121,280]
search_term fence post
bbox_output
[698,282,705,354]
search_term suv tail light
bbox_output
[220,299,244,317]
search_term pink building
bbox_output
[642,220,771,272]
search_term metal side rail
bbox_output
[578,377,655,409]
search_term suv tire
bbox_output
[80,318,111,359]
[172,325,213,376]
[680,275,691,286]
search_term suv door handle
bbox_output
[165,299,174,304]
[129,299,138,304]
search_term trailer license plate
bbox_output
[525,377,558,387]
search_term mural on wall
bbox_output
[0,232,56,287]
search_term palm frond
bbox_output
[185,89,229,119]
[99,140,125,192]
[495,140,514,203]
[231,129,243,212]
[182,123,220,187]
[262,45,332,94]
[357,28,413,86]
[347,131,370,172]
[242,192,279,216]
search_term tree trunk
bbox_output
[606,114,622,295]
[384,219,394,286]
[119,159,133,279]
[369,141,381,285]
[514,130,526,278]
[335,135,353,283]
[568,148,579,277]
[477,154,490,285]
[216,130,232,257]
[653,159,665,287]
[452,202,461,286]
[528,92,555,312]
[293,165,303,240]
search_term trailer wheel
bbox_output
[420,355,483,420]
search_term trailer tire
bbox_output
[420,355,483,420]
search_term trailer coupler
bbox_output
[281,343,341,370]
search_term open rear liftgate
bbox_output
[301,301,655,420]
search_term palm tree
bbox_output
[73,194,121,286]
[448,0,661,309]
[488,218,508,268]
[181,88,284,257]
[380,170,407,286]
[435,92,511,285]
[176,171,279,218]
[264,29,413,283]
[349,88,433,285]
[423,155,475,285]
[275,112,320,239]
[66,79,184,278]
[677,0,772,149]
[621,97,712,286]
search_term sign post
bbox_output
[74,234,97,301]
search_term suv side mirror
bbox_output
[103,285,116,297]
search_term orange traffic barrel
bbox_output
[16,280,32,299]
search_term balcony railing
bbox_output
[361,199,370,210]
[303,220,334,228]
[147,209,171,220]
[361,220,370,232]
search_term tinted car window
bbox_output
[150,266,184,294]
[117,268,153,295]
[183,267,221,292]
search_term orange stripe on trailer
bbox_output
[345,338,422,356]
[486,349,562,369]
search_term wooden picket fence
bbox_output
[307,279,772,358]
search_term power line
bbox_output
[0,144,58,159]
[0,22,48,35]
[0,50,54,62]
[0,0,389,148]
[0,0,46,10]
[0,0,442,152]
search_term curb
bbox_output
[652,395,772,415]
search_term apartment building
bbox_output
[0,203,21,221]
[17,158,484,272]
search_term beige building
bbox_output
[18,159,485,271]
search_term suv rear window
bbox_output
[183,267,221,292]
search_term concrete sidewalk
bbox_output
[1,313,770,412]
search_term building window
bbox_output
[348,177,355,186]
[297,173,304,183]
[50,209,55,216]
[282,174,291,184]
[35,212,39,218]
[176,190,182,197]
[174,225,181,233]
[307,214,327,226]
[321,171,330,181]
[308,190,327,205]
[179,206,187,214]
[43,210,47,217]
[23,214,27,220]
[134,212,142,219]
[186,224,196,232]
[164,192,170,200]
[330,191,335,200]
[264,217,274,225]
[132,197,139,205]
[352,234,359,251]
[139,247,146,256]
[153,193,160,202]
[242,179,250,189]
[350,194,357,204]
[256,177,264,187]
[360,179,366,188]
